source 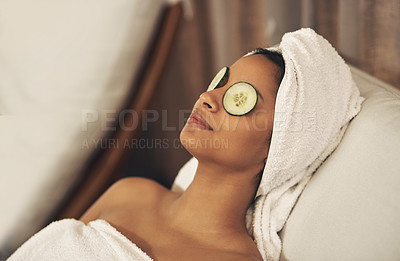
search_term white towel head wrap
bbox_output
[246,28,365,260]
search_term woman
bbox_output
[79,49,284,261]
[8,28,363,261]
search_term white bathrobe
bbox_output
[7,219,153,261]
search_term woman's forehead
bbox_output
[229,54,279,99]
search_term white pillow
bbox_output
[171,157,197,193]
[280,67,400,261]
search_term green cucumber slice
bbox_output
[223,82,258,116]
[206,66,229,92]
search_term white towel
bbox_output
[172,28,364,261]
[7,219,153,261]
[247,28,364,261]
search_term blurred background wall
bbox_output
[123,0,400,187]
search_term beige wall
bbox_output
[269,0,400,88]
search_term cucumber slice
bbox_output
[206,66,229,92]
[223,82,258,116]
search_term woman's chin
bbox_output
[180,131,212,156]
[180,140,230,163]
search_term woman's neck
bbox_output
[168,161,260,236]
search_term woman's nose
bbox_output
[199,91,219,112]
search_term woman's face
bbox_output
[180,54,280,172]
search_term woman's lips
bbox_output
[188,110,213,130]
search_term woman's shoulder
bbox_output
[80,177,174,223]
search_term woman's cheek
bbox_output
[250,111,272,131]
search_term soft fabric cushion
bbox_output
[0,0,166,257]
[171,66,400,260]
[279,67,400,260]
